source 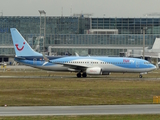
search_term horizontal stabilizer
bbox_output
[15,56,26,60]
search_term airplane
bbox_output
[10,28,156,78]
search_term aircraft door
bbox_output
[136,61,139,68]
[33,58,37,65]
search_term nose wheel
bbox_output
[139,74,143,78]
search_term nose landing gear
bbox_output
[139,74,143,78]
[139,72,147,78]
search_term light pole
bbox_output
[143,27,147,60]
[38,10,46,53]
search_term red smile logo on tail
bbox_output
[15,42,25,51]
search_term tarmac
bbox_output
[1,104,160,116]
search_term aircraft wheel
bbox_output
[139,74,143,78]
[77,72,81,78]
[82,72,87,78]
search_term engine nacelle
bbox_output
[86,67,102,75]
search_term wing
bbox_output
[54,62,88,72]
[42,54,88,71]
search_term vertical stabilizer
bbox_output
[10,28,42,57]
[152,38,160,49]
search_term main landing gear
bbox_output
[77,72,87,78]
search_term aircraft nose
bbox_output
[152,65,157,70]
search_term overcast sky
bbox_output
[0,0,160,18]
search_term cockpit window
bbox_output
[144,62,150,64]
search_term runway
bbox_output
[0,75,160,81]
[1,104,160,116]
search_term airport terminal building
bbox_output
[0,15,160,64]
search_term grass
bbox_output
[0,68,160,119]
[0,69,160,106]
[0,79,159,106]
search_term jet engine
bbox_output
[86,67,102,75]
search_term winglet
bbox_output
[42,53,49,62]
[42,53,50,66]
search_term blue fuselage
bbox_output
[15,56,156,73]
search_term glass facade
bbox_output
[50,47,127,56]
[49,34,159,46]
[48,34,160,56]
[0,16,90,34]
[91,18,160,34]
[0,16,160,57]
